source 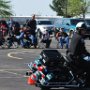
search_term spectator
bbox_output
[58,28,69,49]
[54,27,60,39]
[69,30,74,39]
[0,20,8,36]
[27,14,37,48]
[12,21,20,36]
[56,31,62,40]
[8,17,14,35]
[41,30,52,48]
[15,26,25,47]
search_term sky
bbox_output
[10,0,56,16]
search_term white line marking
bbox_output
[0,76,27,78]
[0,69,30,71]
[0,69,27,78]
[7,50,36,59]
[0,68,31,78]
[2,70,22,76]
[7,52,23,59]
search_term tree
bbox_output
[50,0,90,18]
[80,0,90,18]
[0,0,13,17]
[67,0,83,17]
[68,0,90,18]
[49,0,67,16]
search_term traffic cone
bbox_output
[27,74,36,85]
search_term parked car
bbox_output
[36,19,54,38]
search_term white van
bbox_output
[36,19,54,38]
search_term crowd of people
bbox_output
[0,15,38,48]
[0,15,75,49]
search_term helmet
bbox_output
[76,22,87,30]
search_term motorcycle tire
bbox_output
[41,86,51,90]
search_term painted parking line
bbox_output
[0,69,30,71]
[0,69,29,78]
[7,50,37,59]
[7,52,23,59]
[0,76,22,79]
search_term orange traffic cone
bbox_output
[27,74,36,85]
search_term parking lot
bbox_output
[0,40,90,90]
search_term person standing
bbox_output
[27,15,37,48]
[8,18,14,36]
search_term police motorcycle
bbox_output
[26,49,88,90]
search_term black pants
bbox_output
[41,39,51,48]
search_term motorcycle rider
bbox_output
[66,22,90,87]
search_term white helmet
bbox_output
[76,22,87,30]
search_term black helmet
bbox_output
[76,22,87,31]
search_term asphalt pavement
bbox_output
[0,38,90,90]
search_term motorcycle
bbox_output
[26,49,89,90]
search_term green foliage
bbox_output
[0,0,13,17]
[67,0,82,16]
[50,0,90,18]
[49,0,66,16]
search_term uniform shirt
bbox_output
[67,32,89,56]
